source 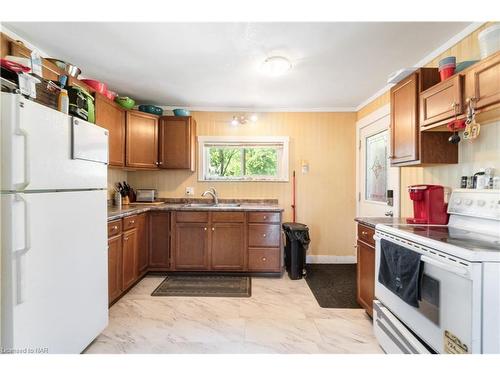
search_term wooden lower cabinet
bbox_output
[108,234,123,304]
[211,222,246,271]
[149,212,171,269]
[174,222,210,270]
[122,228,138,290]
[356,224,376,317]
[136,213,149,275]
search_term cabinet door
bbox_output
[211,223,245,271]
[122,229,138,290]
[136,213,149,276]
[174,223,209,270]
[95,93,126,167]
[126,111,159,168]
[158,116,195,170]
[471,53,500,110]
[149,212,170,268]
[108,234,123,304]
[356,240,375,317]
[420,75,463,128]
[390,73,419,164]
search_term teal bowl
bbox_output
[455,60,479,73]
[173,108,190,116]
[138,104,163,116]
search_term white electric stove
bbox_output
[373,189,500,354]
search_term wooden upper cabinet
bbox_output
[149,212,170,269]
[95,93,126,167]
[391,73,420,165]
[211,222,246,271]
[158,116,196,171]
[126,110,159,169]
[465,51,500,110]
[420,75,463,128]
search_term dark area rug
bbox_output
[151,275,251,297]
[305,264,360,308]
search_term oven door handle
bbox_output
[421,255,469,277]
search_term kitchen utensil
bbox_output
[478,23,500,59]
[138,104,163,116]
[68,86,95,123]
[173,108,190,116]
[104,89,117,101]
[1,58,31,73]
[115,96,135,109]
[448,131,461,144]
[46,58,81,78]
[81,79,107,94]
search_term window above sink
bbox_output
[198,136,289,182]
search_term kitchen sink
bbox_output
[183,203,241,208]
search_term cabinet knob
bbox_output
[262,257,267,261]
[124,237,128,241]
[112,225,118,230]
[263,233,267,237]
[212,227,215,231]
[130,220,135,224]
[361,231,368,236]
[204,227,207,231]
[263,216,267,220]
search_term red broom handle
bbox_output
[291,170,296,222]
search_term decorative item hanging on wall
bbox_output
[463,97,481,141]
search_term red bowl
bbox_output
[104,90,117,101]
[439,67,455,81]
[81,79,107,94]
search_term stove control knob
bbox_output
[454,198,462,205]
[464,199,473,206]
[477,200,486,207]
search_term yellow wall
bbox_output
[128,111,358,257]
[356,22,499,216]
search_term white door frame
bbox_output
[355,104,400,217]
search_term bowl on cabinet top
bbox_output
[173,108,190,116]
[81,79,107,94]
[138,104,163,116]
[115,96,135,109]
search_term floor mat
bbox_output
[151,275,251,297]
[305,264,360,308]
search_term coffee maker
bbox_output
[407,185,449,225]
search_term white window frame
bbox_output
[198,136,289,182]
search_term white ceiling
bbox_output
[4,22,472,110]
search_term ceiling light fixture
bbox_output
[230,114,258,126]
[260,56,292,77]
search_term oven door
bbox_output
[374,231,482,354]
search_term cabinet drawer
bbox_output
[211,211,245,223]
[248,248,281,271]
[248,224,281,247]
[108,219,122,237]
[123,215,138,231]
[176,211,209,223]
[357,224,375,247]
[248,211,281,223]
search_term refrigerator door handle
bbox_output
[14,125,31,190]
[14,193,31,304]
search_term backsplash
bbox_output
[107,168,128,200]
[400,120,500,216]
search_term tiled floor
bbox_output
[85,274,383,354]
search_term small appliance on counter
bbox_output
[68,86,95,123]
[407,185,449,225]
[136,189,157,202]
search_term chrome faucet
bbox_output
[201,187,218,205]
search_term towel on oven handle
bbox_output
[378,239,423,308]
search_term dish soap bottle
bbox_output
[58,89,69,114]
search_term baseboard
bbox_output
[306,255,357,264]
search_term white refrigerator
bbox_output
[1,93,109,353]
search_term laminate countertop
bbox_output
[355,217,410,229]
[108,201,284,221]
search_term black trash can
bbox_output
[282,222,310,280]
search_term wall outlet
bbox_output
[185,187,194,196]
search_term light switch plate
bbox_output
[185,187,194,196]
